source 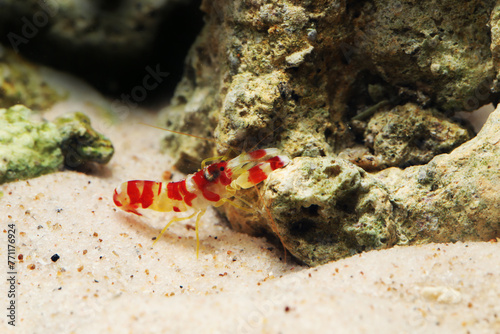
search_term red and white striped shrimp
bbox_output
[113,148,290,256]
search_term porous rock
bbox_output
[364,103,473,169]
[0,105,114,184]
[0,47,63,110]
[0,105,62,184]
[160,0,500,265]
[376,105,500,246]
[263,157,397,266]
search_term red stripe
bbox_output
[127,181,141,204]
[266,156,285,170]
[249,149,266,159]
[248,165,267,184]
[167,182,182,201]
[192,170,221,202]
[127,208,142,216]
[157,182,162,195]
[203,188,220,202]
[140,181,155,209]
[173,206,180,212]
[179,180,197,206]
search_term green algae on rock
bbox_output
[161,0,498,162]
[0,48,63,110]
[160,0,334,161]
[224,157,397,266]
[0,105,63,184]
[54,112,114,168]
[158,0,500,265]
[365,104,472,168]
[266,157,397,266]
[376,105,500,246]
[358,103,472,170]
[348,0,496,112]
[0,105,114,184]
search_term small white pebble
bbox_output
[286,45,314,67]
[421,286,462,304]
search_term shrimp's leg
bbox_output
[214,197,254,213]
[201,156,226,168]
[195,210,206,258]
[200,148,236,168]
[153,211,198,245]
[231,195,256,212]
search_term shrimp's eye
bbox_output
[204,165,220,182]
[220,166,225,172]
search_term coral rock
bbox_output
[0,105,114,184]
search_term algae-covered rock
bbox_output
[376,105,500,245]
[364,103,472,169]
[0,105,63,183]
[54,112,114,168]
[266,157,396,266]
[161,0,335,161]
[340,103,474,170]
[0,47,63,110]
[349,0,496,112]
[0,105,114,184]
[161,0,498,162]
[224,157,397,266]
[159,0,500,265]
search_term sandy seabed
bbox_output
[1,75,499,334]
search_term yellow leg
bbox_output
[232,195,256,212]
[214,197,254,213]
[195,210,206,258]
[201,148,236,168]
[201,156,226,168]
[153,211,198,245]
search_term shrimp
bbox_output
[113,148,290,257]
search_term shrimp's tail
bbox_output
[113,180,163,216]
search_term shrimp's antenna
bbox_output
[139,122,242,154]
[141,122,285,155]
[139,123,220,144]
[247,124,285,153]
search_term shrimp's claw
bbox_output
[229,153,291,189]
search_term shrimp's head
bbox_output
[203,161,232,186]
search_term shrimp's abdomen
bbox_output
[113,180,189,215]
